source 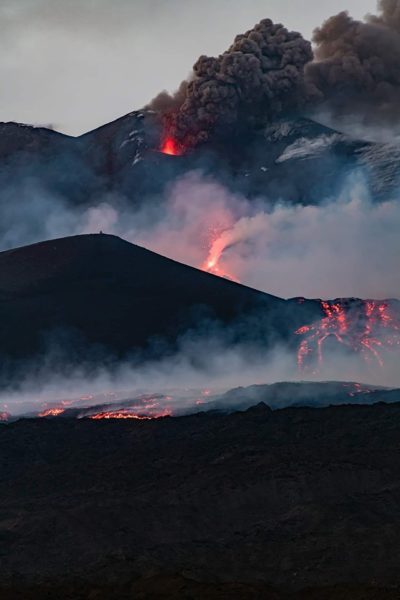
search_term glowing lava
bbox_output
[295,300,400,372]
[201,235,240,283]
[39,408,65,417]
[160,136,182,156]
[89,408,171,420]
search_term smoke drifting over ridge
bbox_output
[1,172,400,300]
[150,1,400,146]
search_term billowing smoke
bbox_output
[150,1,400,146]
[150,18,313,147]
[2,170,400,300]
[305,0,400,126]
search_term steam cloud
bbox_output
[1,171,400,300]
[150,1,400,145]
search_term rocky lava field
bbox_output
[2,401,400,598]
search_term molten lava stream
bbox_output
[295,299,400,372]
[39,408,65,417]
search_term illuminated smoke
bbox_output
[295,300,400,371]
[201,233,240,283]
[201,214,269,283]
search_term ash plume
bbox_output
[306,0,400,125]
[149,2,400,145]
[149,18,312,147]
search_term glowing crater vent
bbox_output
[160,136,183,156]
[295,300,400,371]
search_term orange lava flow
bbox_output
[39,408,65,417]
[160,136,182,156]
[89,408,172,420]
[295,300,400,372]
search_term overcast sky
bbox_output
[0,0,377,135]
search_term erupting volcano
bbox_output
[296,300,400,371]
[201,254,240,283]
[160,135,183,156]
[201,231,240,283]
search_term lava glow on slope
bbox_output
[295,300,400,371]
[89,408,171,420]
[201,256,240,283]
[201,233,240,283]
[39,407,65,417]
[31,391,216,421]
[160,136,183,156]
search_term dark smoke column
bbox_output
[306,0,400,125]
[151,19,313,149]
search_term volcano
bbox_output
[0,233,299,367]
[1,111,400,215]
[0,233,399,383]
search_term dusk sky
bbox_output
[1,0,377,135]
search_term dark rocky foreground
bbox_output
[2,401,400,598]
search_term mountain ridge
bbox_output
[1,111,399,207]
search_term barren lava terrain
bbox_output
[2,401,400,598]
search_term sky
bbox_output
[1,0,377,136]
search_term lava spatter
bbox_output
[201,231,240,283]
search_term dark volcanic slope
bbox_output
[0,233,304,362]
[1,111,399,210]
[2,402,400,598]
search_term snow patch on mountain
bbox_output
[356,143,400,194]
[276,134,344,163]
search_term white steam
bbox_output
[4,171,396,300]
